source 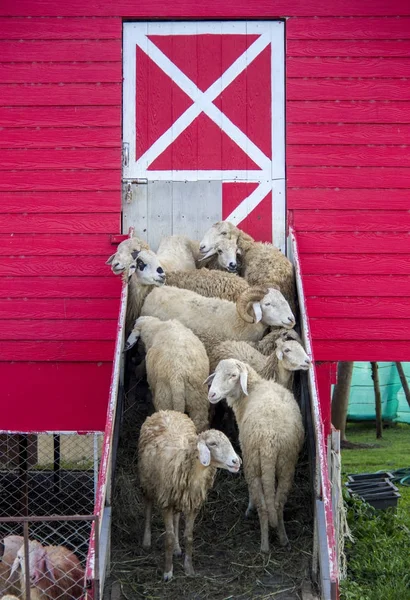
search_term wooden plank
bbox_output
[1,0,410,17]
[0,107,120,127]
[287,17,410,39]
[287,40,410,57]
[0,363,113,432]
[287,58,410,78]
[0,148,120,170]
[0,40,121,61]
[0,298,119,319]
[296,232,410,253]
[287,79,410,101]
[287,188,410,210]
[0,170,120,191]
[0,17,121,39]
[0,62,121,84]
[0,277,121,298]
[303,275,410,297]
[0,234,116,255]
[306,296,410,319]
[287,101,410,123]
[310,318,410,340]
[313,340,410,362]
[0,319,117,340]
[288,145,410,167]
[0,127,120,148]
[0,214,119,234]
[288,167,410,188]
[0,83,121,106]
[293,210,410,231]
[300,253,410,275]
[0,192,120,213]
[287,124,410,145]
[0,257,115,276]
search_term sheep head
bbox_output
[127,250,166,286]
[10,540,46,587]
[275,338,312,371]
[236,285,295,328]
[105,236,149,275]
[196,429,241,473]
[205,358,249,404]
[198,237,241,273]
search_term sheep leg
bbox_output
[245,495,255,518]
[275,464,296,549]
[163,508,175,582]
[183,510,197,577]
[142,497,152,549]
[173,513,182,557]
[249,478,270,554]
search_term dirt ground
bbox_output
[107,367,316,600]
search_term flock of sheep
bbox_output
[108,221,312,582]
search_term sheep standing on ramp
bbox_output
[206,359,304,554]
[138,410,241,581]
[125,316,210,432]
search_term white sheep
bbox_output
[141,284,295,344]
[156,235,198,271]
[125,316,210,432]
[206,359,304,554]
[208,335,311,388]
[138,410,241,581]
[165,268,249,302]
[0,536,23,598]
[198,237,242,273]
[105,234,150,276]
[10,539,84,600]
[199,222,296,311]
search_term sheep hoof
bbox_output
[245,507,255,519]
[260,544,270,554]
[142,540,151,550]
[163,570,173,582]
[173,545,182,557]
[184,562,195,577]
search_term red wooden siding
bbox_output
[286,15,410,362]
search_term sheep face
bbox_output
[199,237,239,272]
[257,288,295,328]
[275,339,312,371]
[199,221,235,254]
[206,359,248,404]
[10,540,45,587]
[127,250,166,285]
[197,429,241,473]
[106,238,140,275]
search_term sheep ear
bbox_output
[276,348,283,361]
[131,250,140,260]
[198,248,217,261]
[252,302,263,323]
[239,369,248,396]
[128,262,137,280]
[105,253,116,265]
[203,373,215,386]
[197,440,211,466]
[44,551,57,583]
[8,556,20,579]
[124,330,140,352]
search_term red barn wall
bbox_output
[1,1,409,430]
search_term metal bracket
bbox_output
[122,178,148,185]
[122,143,129,168]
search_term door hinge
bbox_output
[122,178,148,185]
[122,142,129,167]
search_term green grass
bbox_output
[340,422,410,600]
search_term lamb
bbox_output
[206,359,304,554]
[208,335,311,388]
[141,284,295,344]
[165,268,249,302]
[138,410,241,581]
[0,536,23,598]
[10,539,84,600]
[125,317,210,432]
[199,221,296,311]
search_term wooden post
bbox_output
[395,362,410,408]
[371,362,383,439]
[331,362,354,442]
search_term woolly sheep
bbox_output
[10,539,84,600]
[141,284,295,344]
[206,359,304,553]
[208,336,311,388]
[165,268,249,302]
[105,234,150,276]
[156,235,198,272]
[198,237,242,273]
[199,221,296,311]
[249,328,302,356]
[138,410,241,581]
[0,536,23,598]
[125,316,210,432]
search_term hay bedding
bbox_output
[108,369,315,600]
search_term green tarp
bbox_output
[347,362,410,424]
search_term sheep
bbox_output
[199,221,296,311]
[208,336,311,388]
[206,359,304,554]
[249,328,302,356]
[105,234,150,276]
[165,268,249,302]
[125,316,210,432]
[0,536,23,598]
[10,540,84,600]
[198,237,242,273]
[138,410,241,581]
[1,595,20,600]
[141,284,295,344]
[156,235,198,271]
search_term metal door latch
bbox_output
[125,182,132,204]
[122,143,129,167]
